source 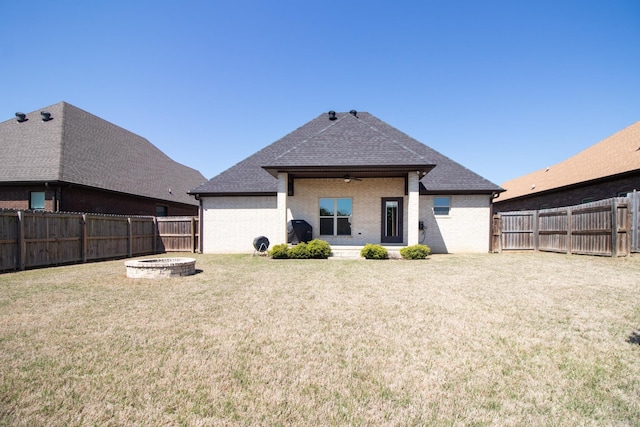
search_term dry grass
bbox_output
[1,252,639,426]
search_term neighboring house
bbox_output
[494,120,640,212]
[189,110,503,254]
[0,102,206,216]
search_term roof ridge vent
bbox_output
[41,111,53,122]
[15,112,28,123]
[349,110,358,117]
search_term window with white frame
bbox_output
[319,198,352,235]
[433,197,450,216]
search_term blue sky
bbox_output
[2,1,639,186]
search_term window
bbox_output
[433,197,450,216]
[581,197,595,204]
[319,198,352,235]
[155,205,168,217]
[29,191,45,210]
[539,204,550,210]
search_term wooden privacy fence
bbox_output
[0,210,199,272]
[493,194,639,257]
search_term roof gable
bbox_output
[497,120,640,202]
[191,111,502,195]
[0,102,206,206]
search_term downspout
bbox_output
[55,186,62,212]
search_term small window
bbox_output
[434,197,450,216]
[319,198,352,236]
[29,191,45,210]
[155,205,168,217]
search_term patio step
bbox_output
[329,246,403,259]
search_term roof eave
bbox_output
[188,191,278,197]
[261,164,436,178]
[495,168,640,204]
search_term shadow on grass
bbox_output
[626,330,640,345]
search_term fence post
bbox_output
[152,217,158,254]
[631,191,639,253]
[566,207,572,255]
[611,199,618,257]
[533,210,539,251]
[82,214,88,263]
[17,210,26,271]
[127,217,133,258]
[191,216,196,253]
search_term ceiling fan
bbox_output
[343,174,362,183]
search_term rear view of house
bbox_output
[0,102,206,215]
[190,111,503,254]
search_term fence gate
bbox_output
[499,210,536,251]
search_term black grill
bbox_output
[287,220,312,244]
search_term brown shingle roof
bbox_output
[0,102,206,206]
[190,111,502,195]
[497,120,640,202]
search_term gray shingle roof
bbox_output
[190,111,502,195]
[0,102,206,206]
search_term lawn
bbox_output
[1,252,639,426]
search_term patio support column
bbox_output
[277,172,289,245]
[407,172,420,245]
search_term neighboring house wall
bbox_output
[419,194,492,253]
[0,184,198,216]
[0,186,57,211]
[494,172,640,212]
[201,196,281,253]
[61,186,198,216]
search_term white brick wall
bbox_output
[201,196,280,253]
[200,182,492,254]
[288,178,406,246]
[419,194,491,253]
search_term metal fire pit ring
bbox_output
[125,257,196,278]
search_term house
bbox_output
[494,120,640,212]
[0,102,206,216]
[189,110,503,254]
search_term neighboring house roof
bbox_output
[0,102,206,206]
[497,120,640,202]
[190,111,502,195]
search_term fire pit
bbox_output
[125,257,196,278]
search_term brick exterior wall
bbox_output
[201,195,280,253]
[0,186,57,211]
[0,184,197,216]
[200,178,493,254]
[493,173,640,212]
[419,194,492,253]
[288,177,407,246]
